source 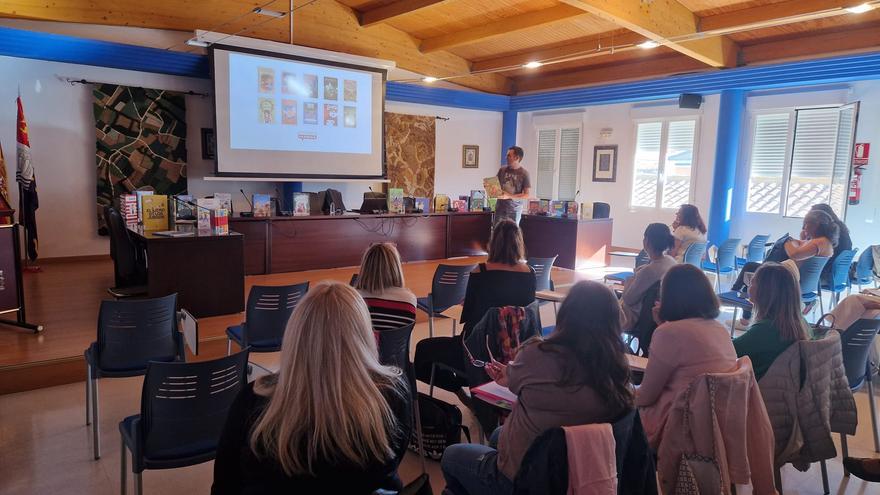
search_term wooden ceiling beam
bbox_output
[358,0,448,27]
[741,23,880,64]
[559,0,739,68]
[419,4,587,53]
[0,0,512,94]
[514,54,709,93]
[700,0,866,32]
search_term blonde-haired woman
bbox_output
[212,281,411,494]
[356,243,417,332]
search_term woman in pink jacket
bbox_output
[636,264,738,447]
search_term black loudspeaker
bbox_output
[679,93,703,109]
[592,202,610,219]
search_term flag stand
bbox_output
[0,223,43,333]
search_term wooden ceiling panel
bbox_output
[727,9,880,42]
[681,0,781,15]
[742,21,880,63]
[499,46,677,77]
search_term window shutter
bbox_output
[746,113,790,213]
[557,128,580,201]
[830,103,858,217]
[631,121,662,207]
[536,129,557,200]
[661,120,696,208]
[786,107,839,217]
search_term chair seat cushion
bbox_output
[225,325,282,351]
[416,296,450,316]
[718,291,753,310]
[820,283,848,293]
[120,415,217,467]
[702,261,735,273]
[801,292,818,303]
[84,344,153,378]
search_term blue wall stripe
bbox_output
[501,111,518,161]
[386,81,510,111]
[707,90,745,248]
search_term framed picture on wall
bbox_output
[592,145,618,182]
[201,128,216,160]
[462,145,479,168]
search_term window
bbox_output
[631,119,697,208]
[535,127,581,201]
[745,103,858,218]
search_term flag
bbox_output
[16,96,39,261]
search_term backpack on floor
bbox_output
[409,392,471,460]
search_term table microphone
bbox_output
[239,189,254,217]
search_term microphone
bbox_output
[239,189,254,217]
[174,196,214,214]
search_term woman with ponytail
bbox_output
[620,223,677,330]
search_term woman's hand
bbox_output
[485,360,509,387]
[652,301,663,326]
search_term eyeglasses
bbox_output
[464,335,495,368]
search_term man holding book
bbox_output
[495,146,531,224]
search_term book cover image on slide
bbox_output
[258,67,274,93]
[324,104,338,126]
[258,98,275,124]
[303,103,318,124]
[344,106,356,128]
[281,72,296,94]
[304,74,318,98]
[323,77,338,100]
[282,99,298,125]
[344,80,357,102]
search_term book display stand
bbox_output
[0,224,43,333]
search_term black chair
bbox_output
[226,282,309,354]
[527,255,557,292]
[626,280,661,356]
[105,206,146,298]
[349,273,359,287]
[119,350,249,495]
[417,264,477,338]
[839,318,880,468]
[84,293,183,460]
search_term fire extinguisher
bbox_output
[849,167,863,205]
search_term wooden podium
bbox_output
[0,223,43,333]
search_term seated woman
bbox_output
[355,242,417,332]
[830,290,880,332]
[441,281,634,495]
[810,203,853,286]
[212,282,411,495]
[636,264,737,447]
[668,204,707,263]
[732,262,812,381]
[730,209,839,330]
[620,223,677,331]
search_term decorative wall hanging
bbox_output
[592,145,618,183]
[385,113,436,198]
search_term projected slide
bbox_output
[228,52,373,154]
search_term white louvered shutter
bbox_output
[557,128,580,201]
[536,129,557,200]
[661,120,696,208]
[631,122,662,207]
[785,107,839,217]
[746,113,791,214]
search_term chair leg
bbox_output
[429,363,437,397]
[428,316,434,339]
[451,319,457,337]
[868,372,880,453]
[226,339,232,356]
[774,467,783,494]
[85,364,91,426]
[120,436,127,495]
[134,472,142,495]
[729,307,738,338]
[412,390,428,474]
[820,459,829,494]
[841,433,849,477]
[91,375,100,460]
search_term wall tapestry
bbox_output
[384,113,435,198]
[94,84,187,235]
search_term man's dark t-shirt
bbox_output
[496,166,531,219]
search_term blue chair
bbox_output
[682,241,707,268]
[850,246,878,292]
[417,264,477,338]
[84,294,183,460]
[604,250,649,284]
[838,318,880,464]
[737,234,771,268]
[820,249,857,308]
[226,282,309,355]
[799,256,830,317]
[702,238,741,292]
[119,350,249,495]
[718,291,753,338]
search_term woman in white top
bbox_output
[668,204,707,263]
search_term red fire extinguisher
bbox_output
[849,168,863,205]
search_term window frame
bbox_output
[533,124,583,201]
[629,116,701,211]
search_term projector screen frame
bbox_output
[209,43,388,180]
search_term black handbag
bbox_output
[409,392,471,460]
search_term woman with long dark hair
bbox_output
[442,281,633,495]
[668,204,707,262]
[621,223,677,330]
[810,203,852,285]
[733,263,811,380]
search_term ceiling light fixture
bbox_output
[253,7,287,18]
[845,3,873,13]
[186,38,210,47]
[422,76,438,83]
[638,40,660,49]
[523,61,543,69]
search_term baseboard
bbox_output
[0,356,86,395]
[34,254,111,264]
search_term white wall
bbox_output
[847,81,880,251]
[517,96,720,248]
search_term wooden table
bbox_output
[128,226,245,318]
[519,215,613,269]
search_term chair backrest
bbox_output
[839,318,880,390]
[430,264,477,309]
[715,238,742,269]
[106,206,139,285]
[682,242,707,268]
[632,281,661,356]
[140,350,249,460]
[349,273,359,287]
[634,250,650,269]
[746,234,771,263]
[377,323,415,372]
[527,256,558,292]
[244,282,309,344]
[798,256,829,296]
[96,293,180,371]
[828,249,858,289]
[854,246,875,282]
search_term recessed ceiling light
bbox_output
[422,76,438,83]
[186,38,210,48]
[845,3,873,14]
[253,7,286,17]
[523,61,543,69]
[638,40,660,49]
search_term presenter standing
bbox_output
[495,146,531,224]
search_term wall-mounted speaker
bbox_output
[679,93,703,109]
